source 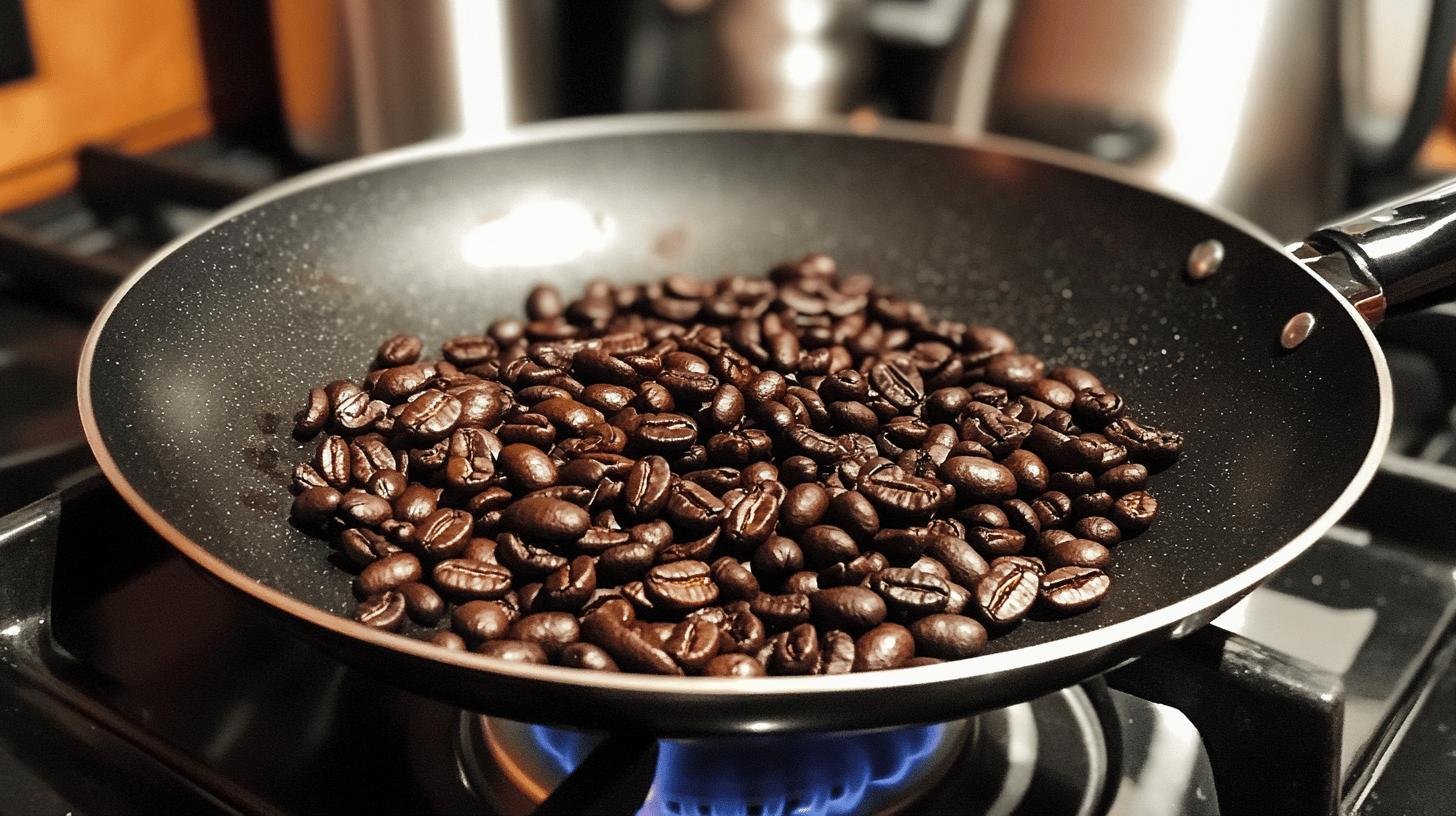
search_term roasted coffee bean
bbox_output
[959,403,1032,456]
[366,469,408,501]
[426,630,468,651]
[1074,516,1122,547]
[392,483,438,523]
[721,482,783,549]
[852,623,915,672]
[811,586,887,633]
[871,527,929,564]
[975,560,1040,625]
[704,652,766,677]
[1040,566,1111,613]
[376,334,423,367]
[780,482,829,532]
[500,495,590,543]
[1072,491,1115,518]
[355,592,406,630]
[582,615,683,675]
[357,552,422,596]
[1042,536,1111,569]
[557,642,619,671]
[598,542,658,584]
[336,490,392,528]
[926,535,990,587]
[314,435,352,488]
[1072,387,1124,427]
[476,639,550,664]
[397,582,446,625]
[665,480,725,531]
[1002,449,1049,497]
[398,390,461,440]
[827,490,879,540]
[870,568,950,615]
[1098,463,1149,495]
[292,463,331,494]
[963,520,1029,557]
[496,533,568,578]
[339,527,398,567]
[629,413,698,455]
[442,335,497,366]
[999,498,1041,537]
[498,413,556,447]
[1031,491,1073,528]
[499,443,559,491]
[783,570,820,595]
[630,520,675,549]
[910,614,987,659]
[869,361,923,409]
[643,560,719,611]
[751,536,804,581]
[658,529,720,563]
[1048,470,1096,496]
[665,618,722,673]
[294,387,331,438]
[1111,490,1159,534]
[508,612,580,656]
[1103,418,1183,469]
[292,486,342,526]
[433,559,512,601]
[412,508,472,558]
[749,592,812,631]
[799,525,860,568]
[857,468,941,518]
[940,457,1017,502]
[540,556,597,610]
[712,557,760,600]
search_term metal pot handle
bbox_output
[1291,177,1456,325]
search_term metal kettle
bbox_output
[928,0,1456,237]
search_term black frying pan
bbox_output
[79,115,1450,735]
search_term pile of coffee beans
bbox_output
[288,255,1182,676]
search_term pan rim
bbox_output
[77,112,1394,701]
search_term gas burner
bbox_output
[461,684,1120,816]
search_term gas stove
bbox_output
[1,137,1453,815]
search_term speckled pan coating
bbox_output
[80,117,1388,734]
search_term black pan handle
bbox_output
[1295,177,1456,324]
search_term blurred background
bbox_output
[3,0,1456,240]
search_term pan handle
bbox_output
[1292,177,1456,324]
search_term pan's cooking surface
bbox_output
[83,122,1382,722]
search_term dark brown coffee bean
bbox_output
[357,552,422,596]
[432,559,512,601]
[852,623,915,671]
[1074,516,1122,547]
[643,560,719,611]
[869,567,951,615]
[397,582,445,625]
[339,527,398,567]
[509,612,580,656]
[711,557,759,601]
[314,435,352,488]
[501,495,590,543]
[291,486,342,526]
[665,618,722,673]
[749,592,812,631]
[751,536,804,581]
[399,390,461,440]
[1104,480,1153,523]
[966,525,1027,556]
[495,532,568,579]
[526,284,565,321]
[810,586,887,633]
[581,615,683,675]
[1031,491,1073,528]
[1048,470,1096,496]
[376,334,423,367]
[540,556,597,610]
[871,527,929,563]
[910,614,987,659]
[827,490,880,540]
[629,413,699,455]
[1103,418,1183,469]
[857,468,941,518]
[476,639,550,664]
[665,480,726,532]
[1040,566,1111,613]
[721,481,783,550]
[391,483,438,524]
[1098,463,1149,495]
[869,361,923,409]
[355,592,406,630]
[442,334,497,366]
[800,525,860,568]
[366,469,408,501]
[940,457,1017,502]
[925,535,990,587]
[557,642,620,671]
[975,560,1040,625]
[958,503,1008,529]
[294,387,331,438]
[499,443,558,492]
[1002,449,1049,497]
[1042,536,1111,569]
[411,508,472,558]
[658,528,720,563]
[703,652,765,677]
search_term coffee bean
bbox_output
[1002,449,1049,497]
[496,533,568,578]
[413,508,473,558]
[476,640,550,664]
[869,567,950,616]
[800,525,860,568]
[526,284,565,321]
[666,618,723,673]
[1073,516,1122,547]
[703,653,766,677]
[811,586,887,633]
[712,557,760,600]
[1072,491,1115,518]
[780,482,829,532]
[509,612,580,656]
[869,362,923,409]
[629,413,698,455]
[1098,463,1149,495]
[925,535,990,587]
[1040,566,1111,613]
[665,480,725,532]
[643,560,719,611]
[392,483,439,524]
[540,556,597,610]
[355,592,406,630]
[852,623,915,671]
[1031,491,1072,528]
[367,469,408,501]
[1103,418,1183,470]
[433,559,513,601]
[721,481,783,549]
[292,486,342,526]
[499,443,559,492]
[1042,537,1112,569]
[658,528,720,563]
[749,592,812,631]
[339,527,399,567]
[1111,490,1159,534]
[557,642,620,671]
[398,582,446,625]
[598,542,658,584]
[966,526,1026,556]
[911,614,987,659]
[376,334,423,367]
[399,390,461,440]
[940,457,1017,502]
[959,403,1032,456]
[501,495,590,543]
[426,630,468,651]
[752,536,804,581]
[581,615,683,675]
[442,335,497,367]
[357,552,422,596]
[975,560,1040,625]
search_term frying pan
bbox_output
[78,114,1454,735]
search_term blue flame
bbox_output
[531,722,947,816]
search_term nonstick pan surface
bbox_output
[80,115,1389,734]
